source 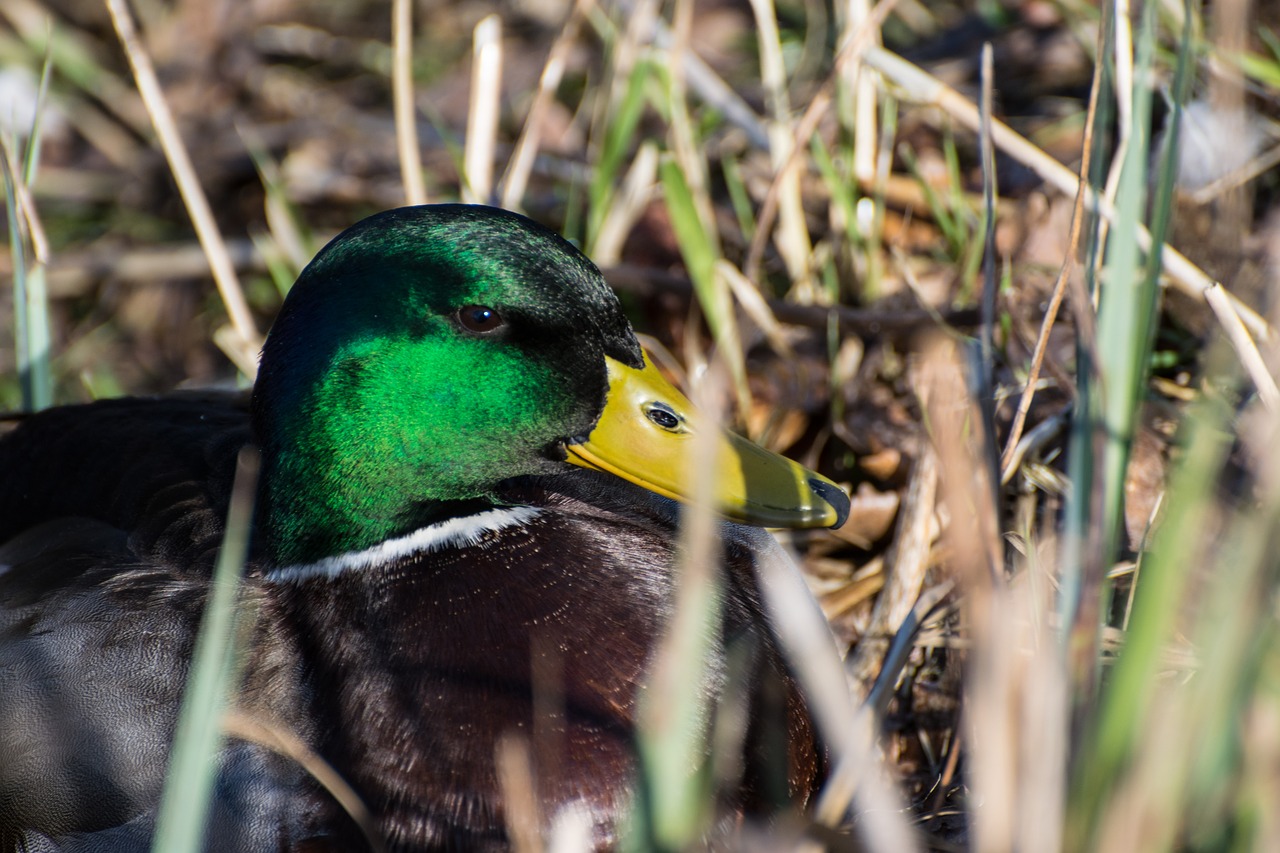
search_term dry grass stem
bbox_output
[222,710,386,853]
[392,0,427,206]
[716,260,793,357]
[4,152,49,264]
[845,447,940,701]
[844,0,881,187]
[633,360,725,846]
[860,45,1272,344]
[1187,141,1280,205]
[103,0,261,371]
[1101,0,1134,223]
[1203,282,1280,410]
[819,557,886,618]
[743,0,903,284]
[463,14,502,205]
[919,335,1061,853]
[1001,49,1104,476]
[1000,410,1071,487]
[751,534,918,849]
[747,0,816,299]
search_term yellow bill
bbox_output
[566,353,850,529]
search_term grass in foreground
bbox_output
[4,0,1280,849]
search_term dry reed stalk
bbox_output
[392,0,427,206]
[463,15,502,205]
[104,0,261,376]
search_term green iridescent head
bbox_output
[253,205,849,567]
[253,205,642,564]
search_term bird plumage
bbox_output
[0,205,846,851]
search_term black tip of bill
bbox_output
[808,477,851,529]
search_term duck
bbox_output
[0,204,850,852]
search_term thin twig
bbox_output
[1000,39,1105,476]
[104,0,261,375]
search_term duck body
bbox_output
[0,206,846,851]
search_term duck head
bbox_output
[252,205,849,565]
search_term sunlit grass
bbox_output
[4,0,1280,850]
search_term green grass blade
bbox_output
[720,155,756,246]
[587,57,654,253]
[1069,391,1232,849]
[627,374,727,852]
[657,157,747,408]
[21,45,54,185]
[152,449,260,853]
[658,158,717,308]
[1067,3,1200,845]
[1094,0,1160,562]
[1,138,52,411]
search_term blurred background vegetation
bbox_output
[4,0,1280,849]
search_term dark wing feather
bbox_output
[0,394,251,576]
[0,395,313,850]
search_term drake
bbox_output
[0,205,849,851]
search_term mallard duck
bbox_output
[0,204,849,851]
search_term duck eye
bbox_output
[456,305,506,335]
[645,403,682,431]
